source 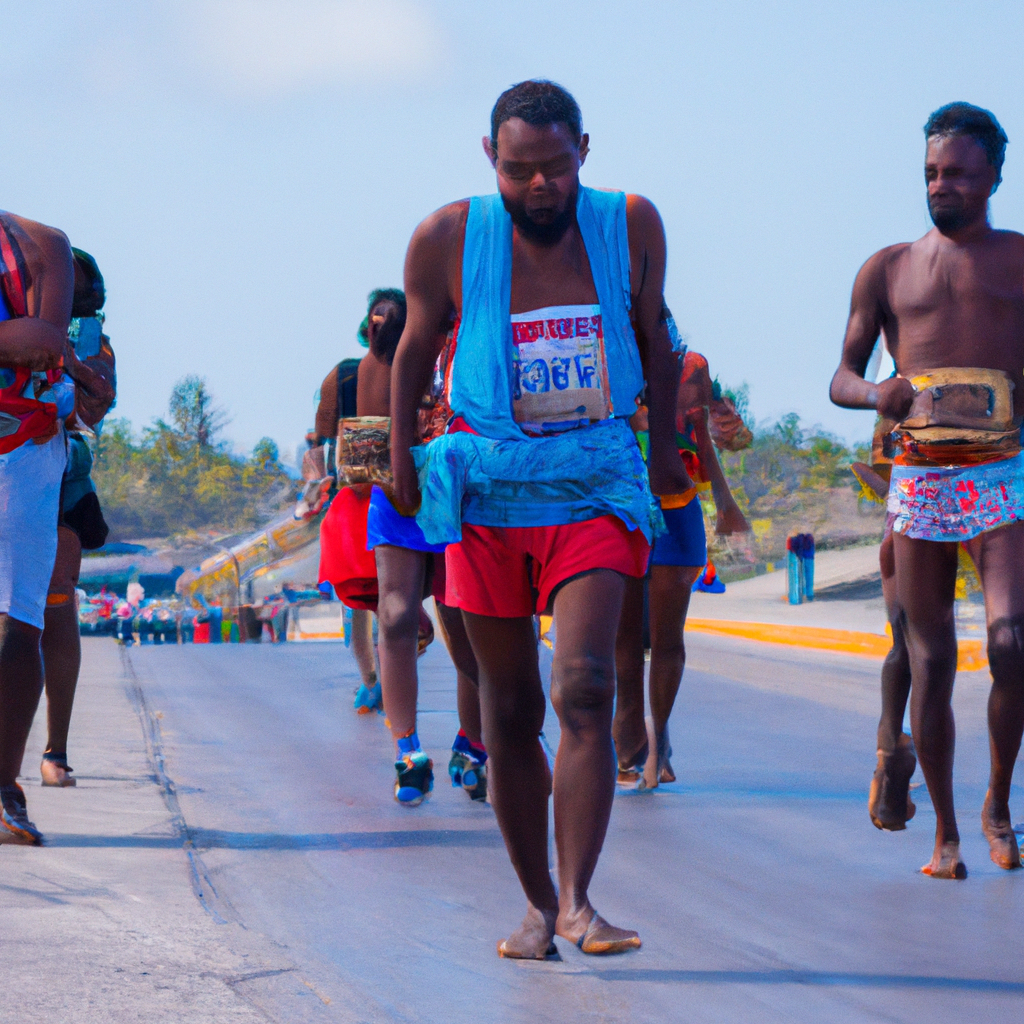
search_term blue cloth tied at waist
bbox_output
[412,417,663,546]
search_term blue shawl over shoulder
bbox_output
[412,187,662,545]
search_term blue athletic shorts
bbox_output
[650,498,707,567]
[366,485,447,553]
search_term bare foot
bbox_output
[557,907,641,955]
[982,791,1022,871]
[921,840,968,879]
[642,719,675,789]
[868,734,916,831]
[497,904,558,960]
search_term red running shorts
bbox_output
[444,515,650,618]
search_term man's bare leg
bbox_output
[40,526,82,784]
[613,575,647,779]
[965,521,1024,870]
[461,612,556,958]
[870,530,916,830]
[436,601,482,745]
[549,570,640,953]
[374,545,426,740]
[893,534,965,878]
[0,615,45,786]
[644,564,702,788]
[349,608,377,688]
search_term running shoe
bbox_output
[40,753,76,788]
[1,784,43,845]
[395,752,434,806]
[449,733,488,802]
[353,680,383,715]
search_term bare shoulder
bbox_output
[5,212,71,259]
[856,243,909,288]
[624,193,664,234]
[410,200,469,252]
[991,228,1024,252]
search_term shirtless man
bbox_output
[0,209,74,843]
[831,103,1024,877]
[615,350,750,790]
[391,80,690,956]
[317,291,487,803]
[317,290,407,712]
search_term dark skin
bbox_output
[40,257,117,783]
[314,305,483,746]
[390,118,691,957]
[831,133,1024,877]
[0,214,73,791]
[615,370,749,787]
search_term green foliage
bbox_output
[721,381,751,425]
[719,412,863,506]
[92,377,294,540]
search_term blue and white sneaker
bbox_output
[395,752,434,806]
[394,732,433,806]
[448,732,488,802]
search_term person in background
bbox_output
[0,208,74,844]
[615,348,750,790]
[38,249,115,787]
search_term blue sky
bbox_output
[4,0,1024,460]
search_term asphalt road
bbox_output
[3,629,1023,1023]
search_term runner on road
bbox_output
[317,290,488,804]
[0,209,74,843]
[831,103,1024,877]
[615,348,750,790]
[391,80,691,956]
[39,248,116,787]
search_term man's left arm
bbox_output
[66,336,116,428]
[626,195,692,496]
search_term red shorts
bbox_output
[445,515,650,618]
[318,486,378,610]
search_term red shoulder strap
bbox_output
[0,212,29,318]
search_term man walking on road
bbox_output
[0,208,74,844]
[391,80,690,956]
[831,103,1024,878]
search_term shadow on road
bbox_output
[591,969,1024,992]
[43,827,504,851]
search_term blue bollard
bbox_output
[801,534,815,601]
[786,540,802,605]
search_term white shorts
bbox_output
[0,432,66,629]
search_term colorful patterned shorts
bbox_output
[887,451,1024,542]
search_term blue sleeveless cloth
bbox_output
[412,187,662,545]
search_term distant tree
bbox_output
[92,382,294,540]
[252,437,280,470]
[168,375,227,449]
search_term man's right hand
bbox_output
[875,375,917,422]
[0,317,66,371]
[389,446,422,517]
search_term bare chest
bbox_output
[508,230,598,314]
[887,247,1024,372]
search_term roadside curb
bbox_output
[686,618,987,671]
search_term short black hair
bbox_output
[357,287,405,347]
[925,102,1008,188]
[71,247,105,316]
[490,80,583,152]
